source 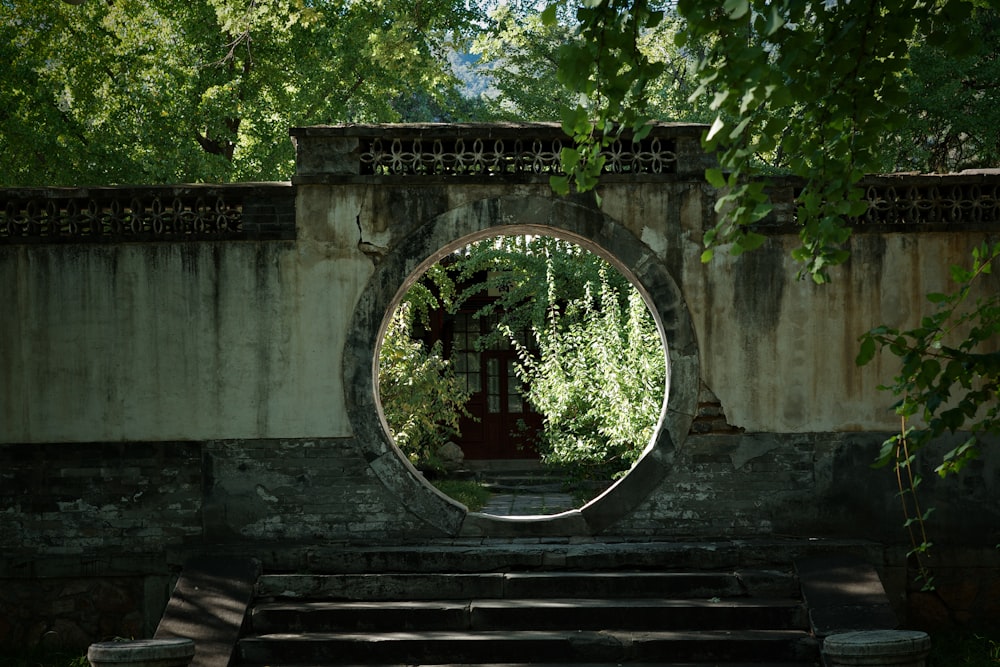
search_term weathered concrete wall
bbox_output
[0,241,362,442]
[1,124,998,649]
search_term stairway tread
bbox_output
[241,663,820,667]
[248,628,814,640]
[254,597,804,612]
[251,596,808,634]
[230,542,866,665]
[240,629,818,663]
[256,570,763,601]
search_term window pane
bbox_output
[487,358,500,413]
[507,359,523,413]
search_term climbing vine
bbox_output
[857,241,1000,587]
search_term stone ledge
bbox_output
[88,638,195,667]
[823,630,931,667]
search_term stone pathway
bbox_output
[480,488,577,516]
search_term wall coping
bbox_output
[0,183,295,244]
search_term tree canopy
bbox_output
[5,1,995,191]
[0,0,485,185]
[544,0,999,280]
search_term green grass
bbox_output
[432,479,492,512]
[929,630,1000,667]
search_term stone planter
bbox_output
[87,638,195,667]
[823,630,931,667]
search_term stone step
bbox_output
[238,664,819,667]
[251,598,809,634]
[256,570,799,601]
[259,538,879,575]
[238,629,819,665]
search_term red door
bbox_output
[450,312,541,460]
[476,351,541,459]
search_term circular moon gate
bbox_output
[344,195,699,537]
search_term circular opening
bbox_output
[377,233,668,516]
[344,195,698,537]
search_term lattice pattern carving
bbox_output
[1,193,242,241]
[359,136,678,176]
[861,182,1000,225]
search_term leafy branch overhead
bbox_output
[547,0,990,282]
[543,0,665,200]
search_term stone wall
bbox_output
[1,434,996,648]
[1,124,998,650]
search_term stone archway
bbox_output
[344,194,699,537]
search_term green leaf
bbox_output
[857,336,877,367]
[705,115,725,143]
[550,175,570,195]
[633,122,653,142]
[541,3,558,26]
[723,0,749,20]
[560,147,581,171]
[705,167,727,188]
[763,5,785,35]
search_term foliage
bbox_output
[443,235,630,348]
[676,0,948,280]
[540,0,666,199]
[546,0,990,282]
[389,235,664,478]
[0,0,482,185]
[381,234,665,475]
[472,5,576,121]
[883,9,1000,174]
[431,479,492,511]
[857,241,1000,586]
[509,262,665,476]
[928,630,1000,667]
[474,3,711,127]
[378,303,472,470]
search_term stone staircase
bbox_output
[230,541,830,666]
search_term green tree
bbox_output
[390,235,664,477]
[881,9,1000,173]
[474,2,712,125]
[510,262,665,476]
[472,4,579,121]
[0,0,482,185]
[545,0,991,279]
[378,302,472,470]
[543,0,998,570]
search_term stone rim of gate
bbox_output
[344,194,699,537]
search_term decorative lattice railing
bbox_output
[760,173,1000,229]
[357,135,678,176]
[0,184,294,244]
[4,121,998,243]
[859,180,1000,225]
[290,122,714,181]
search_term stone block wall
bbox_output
[2,126,999,650]
[201,439,441,543]
[2,432,997,650]
[0,437,445,651]
[1,443,204,558]
[617,433,1000,544]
